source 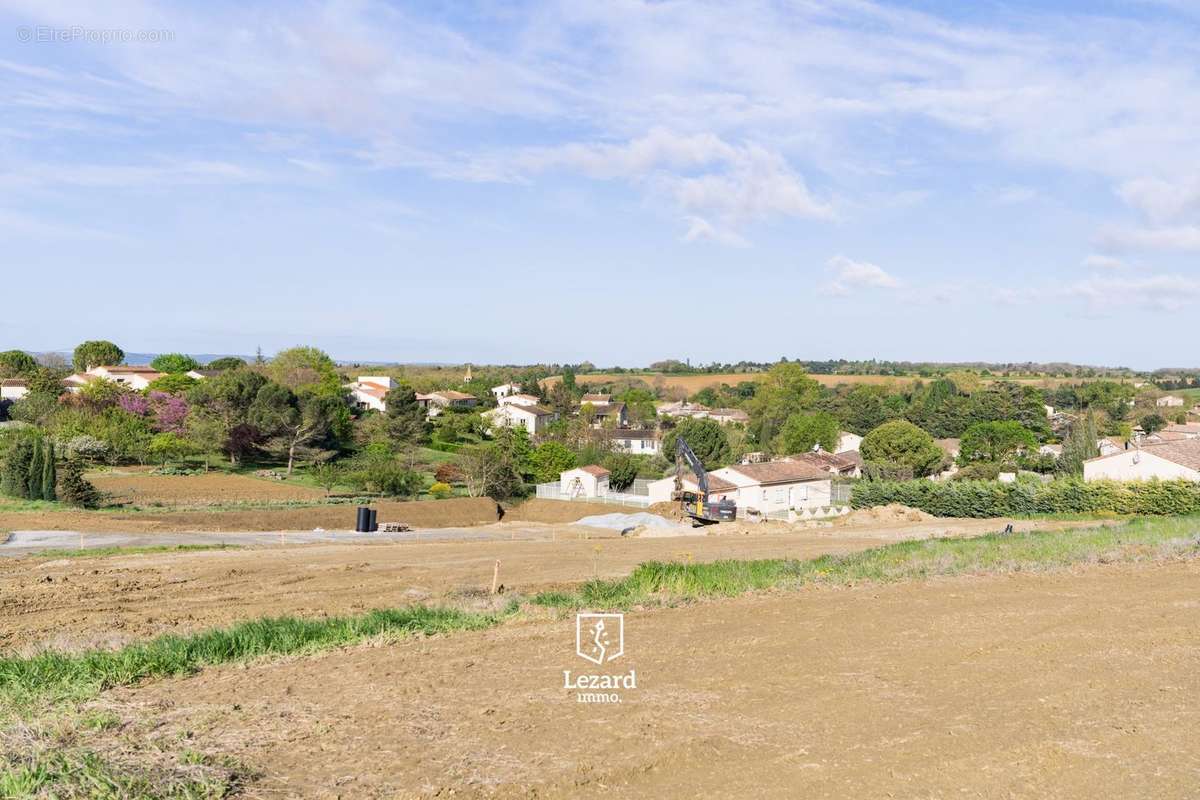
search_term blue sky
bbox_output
[2,1,1199,368]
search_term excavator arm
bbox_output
[672,436,736,523]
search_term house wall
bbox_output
[351,388,387,412]
[560,469,608,498]
[837,432,863,452]
[358,376,396,389]
[1083,451,1200,482]
[612,437,661,456]
[0,386,28,401]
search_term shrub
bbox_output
[851,477,1200,518]
[860,420,945,477]
[58,459,102,508]
[434,462,463,485]
[429,481,453,499]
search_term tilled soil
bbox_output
[105,560,1200,798]
[0,527,894,653]
[88,472,328,504]
[0,496,501,534]
[0,517,1106,653]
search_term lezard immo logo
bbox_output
[575,612,624,665]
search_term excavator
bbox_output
[672,436,738,524]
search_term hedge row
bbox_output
[851,478,1200,517]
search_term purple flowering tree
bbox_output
[149,391,189,434]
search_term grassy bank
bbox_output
[534,515,1200,609]
[24,543,240,560]
[0,605,510,715]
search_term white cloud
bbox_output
[825,255,901,295]
[1082,254,1125,270]
[1059,273,1200,313]
[1097,225,1200,253]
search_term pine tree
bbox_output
[59,459,101,508]
[42,441,56,502]
[26,439,43,500]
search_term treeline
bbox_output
[852,478,1200,517]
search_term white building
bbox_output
[560,465,611,498]
[646,472,739,505]
[837,431,863,453]
[63,365,164,392]
[417,390,478,417]
[1084,440,1200,482]
[483,402,558,436]
[609,428,661,456]
[1096,438,1124,456]
[185,369,221,380]
[498,393,540,408]
[1,379,29,401]
[347,377,396,412]
[491,383,522,401]
[1157,395,1185,408]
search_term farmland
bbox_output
[541,371,1128,394]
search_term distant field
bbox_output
[541,372,1115,393]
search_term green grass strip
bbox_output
[24,544,239,560]
[533,515,1200,609]
[0,605,504,714]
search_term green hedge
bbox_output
[851,478,1200,517]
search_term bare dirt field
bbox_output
[92,559,1200,798]
[0,496,503,534]
[2,515,1020,653]
[88,470,329,504]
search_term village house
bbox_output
[784,448,861,478]
[608,428,662,456]
[417,390,478,417]
[498,393,540,408]
[63,365,164,392]
[491,383,522,402]
[185,369,221,380]
[1,379,29,401]
[586,401,627,427]
[706,408,749,425]
[1084,439,1200,482]
[559,465,611,499]
[650,460,837,515]
[836,431,863,453]
[1097,437,1125,456]
[655,400,747,426]
[1157,395,1185,408]
[346,376,396,413]
[1162,423,1200,439]
[483,402,558,436]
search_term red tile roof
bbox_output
[726,460,830,485]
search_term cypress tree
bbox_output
[42,442,56,502]
[27,440,43,500]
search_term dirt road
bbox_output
[104,559,1200,798]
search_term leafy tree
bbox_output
[1139,414,1167,434]
[660,418,731,470]
[249,383,340,475]
[186,369,268,464]
[747,363,822,446]
[528,441,577,483]
[459,444,523,500]
[73,340,124,371]
[148,432,197,466]
[268,346,342,395]
[206,356,246,371]
[78,378,124,409]
[0,350,38,378]
[147,374,199,394]
[384,384,429,445]
[774,411,840,454]
[959,421,1038,464]
[838,385,903,435]
[860,420,945,478]
[150,353,201,374]
[309,462,343,494]
[604,452,638,491]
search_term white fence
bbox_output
[534,483,653,508]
